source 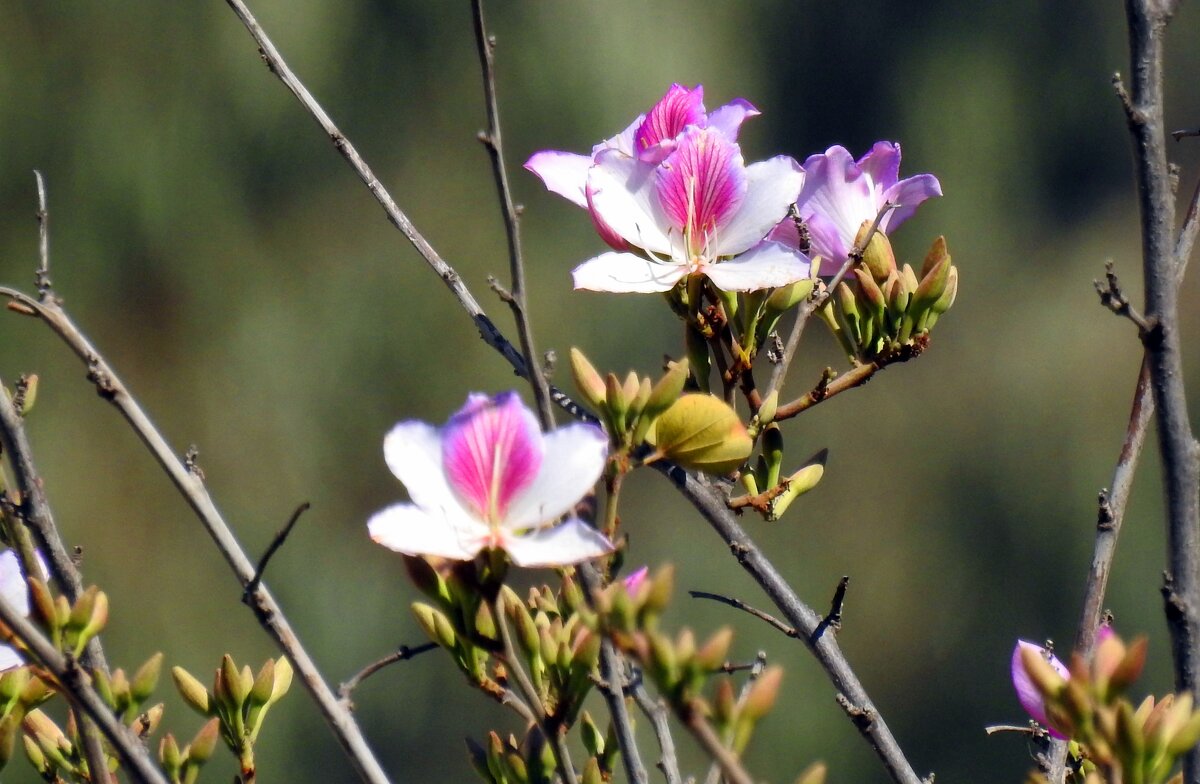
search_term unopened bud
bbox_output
[172,667,211,716]
[569,348,608,410]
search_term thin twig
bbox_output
[1094,261,1156,335]
[1117,3,1199,781]
[337,642,438,709]
[681,705,755,784]
[766,201,894,396]
[814,576,850,640]
[243,501,310,602]
[659,464,926,784]
[0,588,168,784]
[629,675,684,784]
[470,0,554,430]
[33,171,52,299]
[1171,127,1200,141]
[1175,174,1200,269]
[688,590,798,639]
[0,289,392,784]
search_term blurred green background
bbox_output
[2,1,1200,782]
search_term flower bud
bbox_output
[569,348,608,410]
[131,652,163,704]
[188,718,221,763]
[159,733,182,771]
[172,666,211,716]
[582,756,603,784]
[694,627,734,672]
[644,359,690,421]
[742,665,784,720]
[855,220,896,283]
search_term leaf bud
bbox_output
[695,627,734,672]
[649,395,752,475]
[644,359,690,423]
[742,665,784,720]
[582,756,603,784]
[854,219,897,282]
[605,373,628,434]
[159,733,183,771]
[580,712,605,758]
[131,652,164,704]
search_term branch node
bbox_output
[183,445,204,480]
[1094,261,1156,336]
[488,274,515,304]
[1172,127,1200,142]
[85,357,116,401]
[1096,489,1116,530]
[835,693,876,729]
[1112,72,1140,123]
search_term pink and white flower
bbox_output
[0,549,47,671]
[1011,639,1070,739]
[525,83,758,211]
[571,126,810,293]
[368,393,614,568]
[786,142,942,267]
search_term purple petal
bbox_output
[503,518,615,567]
[506,424,608,529]
[714,155,804,256]
[572,252,687,293]
[880,173,943,233]
[525,151,593,208]
[795,146,875,265]
[857,141,902,193]
[802,211,852,271]
[587,151,675,255]
[706,99,760,141]
[656,127,747,248]
[623,566,650,596]
[703,241,811,292]
[1012,640,1069,738]
[443,393,543,522]
[635,84,705,160]
[368,504,486,560]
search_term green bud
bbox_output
[644,359,690,421]
[756,390,778,427]
[131,652,163,705]
[764,278,815,316]
[767,458,827,522]
[649,395,752,475]
[17,375,38,417]
[473,600,497,642]
[172,667,211,716]
[794,762,828,784]
[248,659,275,708]
[93,668,116,710]
[0,668,29,703]
[628,377,652,430]
[580,711,605,758]
[605,373,628,434]
[930,266,958,317]
[270,657,292,704]
[27,578,55,629]
[160,733,183,772]
[0,714,17,768]
[741,471,760,496]
[855,220,897,283]
[22,734,47,774]
[743,666,784,720]
[910,255,951,316]
[714,678,737,723]
[684,326,711,394]
[582,756,603,784]
[694,627,734,672]
[644,565,674,617]
[648,631,678,690]
[762,424,784,490]
[853,268,886,319]
[570,348,608,410]
[920,235,950,278]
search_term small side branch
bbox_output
[629,676,683,784]
[243,501,310,602]
[688,590,798,639]
[338,642,438,709]
[33,171,52,299]
[470,0,554,429]
[1094,261,1156,337]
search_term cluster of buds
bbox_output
[172,653,293,782]
[819,231,956,363]
[1019,632,1200,784]
[593,566,783,754]
[571,349,752,476]
[738,392,826,521]
[467,721,614,784]
[27,580,108,659]
[0,669,51,770]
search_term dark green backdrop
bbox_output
[2,2,1200,781]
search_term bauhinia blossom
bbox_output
[0,549,47,671]
[525,83,759,213]
[571,126,810,293]
[1011,639,1073,739]
[367,392,614,568]
[786,142,942,268]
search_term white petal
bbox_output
[383,422,470,516]
[0,550,39,616]
[572,252,687,293]
[0,646,22,672]
[367,504,485,560]
[586,151,676,256]
[715,156,805,256]
[703,241,812,292]
[503,519,615,567]
[525,151,592,208]
[506,424,608,529]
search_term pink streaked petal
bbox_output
[503,518,615,567]
[587,151,675,255]
[857,141,902,193]
[368,504,486,561]
[713,156,804,256]
[706,99,760,141]
[443,393,543,521]
[384,422,466,515]
[506,424,608,530]
[880,173,943,233]
[1012,640,1069,739]
[525,151,593,208]
[656,127,747,242]
[635,84,705,159]
[585,180,634,251]
[703,241,811,292]
[572,252,687,293]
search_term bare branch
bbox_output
[337,642,438,709]
[1094,261,1156,335]
[629,676,684,784]
[0,289,392,784]
[471,0,554,429]
[32,171,51,299]
[688,590,798,639]
[243,501,309,602]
